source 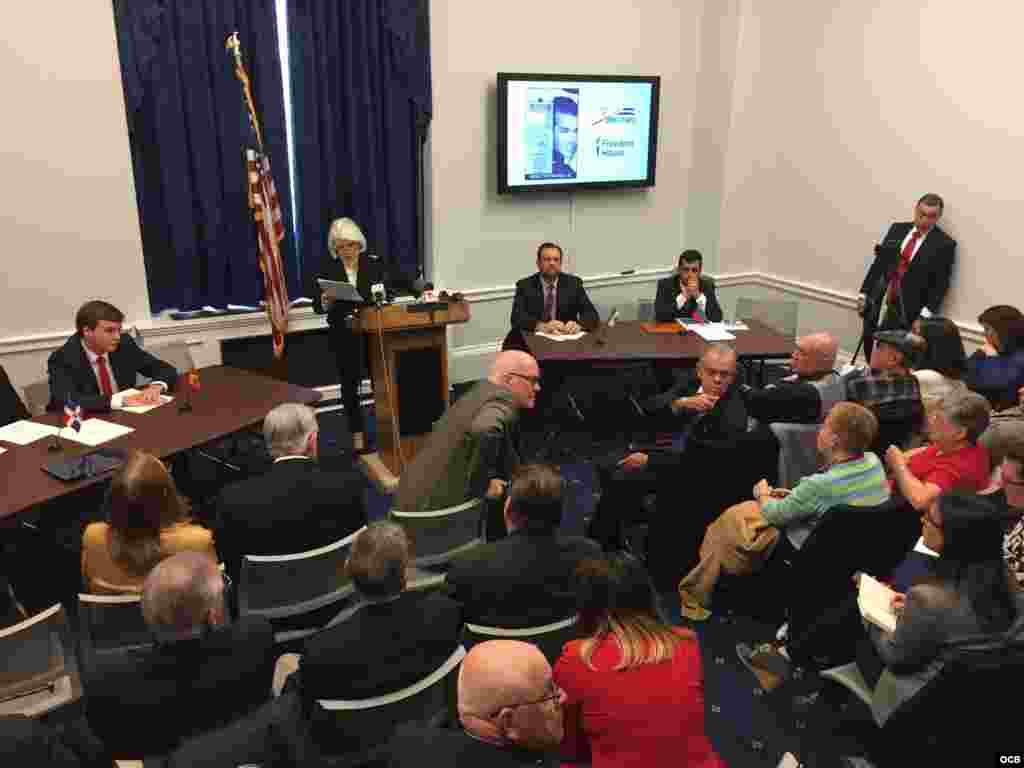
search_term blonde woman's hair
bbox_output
[106,451,191,575]
[575,554,691,671]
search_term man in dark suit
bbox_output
[47,300,177,412]
[741,331,841,424]
[858,193,957,358]
[85,553,276,757]
[378,640,564,768]
[654,249,723,323]
[445,464,600,628]
[0,364,29,426]
[510,242,599,335]
[287,522,462,754]
[213,403,366,583]
[588,343,749,551]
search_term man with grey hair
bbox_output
[214,402,365,581]
[286,522,461,752]
[84,553,275,756]
[394,351,540,533]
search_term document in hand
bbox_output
[858,574,899,633]
[117,389,174,414]
[317,279,364,303]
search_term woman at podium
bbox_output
[312,217,388,453]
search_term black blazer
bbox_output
[0,365,29,426]
[84,616,275,757]
[444,530,601,628]
[643,370,749,447]
[654,275,723,323]
[381,721,560,768]
[312,252,389,331]
[214,458,367,583]
[298,591,463,703]
[860,223,956,331]
[510,273,599,332]
[46,334,178,412]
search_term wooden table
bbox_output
[0,366,320,521]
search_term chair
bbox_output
[822,645,1024,763]
[239,527,366,644]
[20,378,50,417]
[735,298,799,385]
[312,645,467,756]
[145,341,195,374]
[77,593,152,678]
[389,498,485,590]
[462,616,579,665]
[0,604,82,717]
[637,298,655,322]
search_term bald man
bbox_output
[381,640,564,766]
[394,351,540,522]
[741,332,841,424]
[85,553,275,756]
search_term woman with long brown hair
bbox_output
[81,451,215,592]
[553,553,724,767]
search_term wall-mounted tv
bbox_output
[497,73,660,194]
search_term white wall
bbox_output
[719,0,1024,351]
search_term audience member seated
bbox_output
[885,391,991,512]
[283,522,462,754]
[379,639,566,767]
[744,493,1024,718]
[394,351,538,522]
[0,364,29,426]
[213,403,365,583]
[47,300,177,413]
[741,332,840,424]
[993,431,1024,584]
[0,715,101,767]
[588,343,748,551]
[678,402,890,620]
[653,249,723,324]
[445,464,600,628]
[86,552,275,756]
[980,385,1024,460]
[844,329,926,454]
[967,304,1024,411]
[554,553,724,768]
[510,242,599,336]
[81,451,215,593]
[910,316,968,408]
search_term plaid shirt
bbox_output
[843,369,921,409]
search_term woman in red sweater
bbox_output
[553,553,724,768]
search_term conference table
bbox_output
[0,366,320,521]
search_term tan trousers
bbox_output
[678,501,780,615]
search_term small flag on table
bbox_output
[187,368,201,392]
[63,401,82,433]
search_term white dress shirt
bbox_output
[81,341,166,410]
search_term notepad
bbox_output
[0,420,61,445]
[118,389,174,414]
[534,331,586,341]
[684,322,736,342]
[63,418,136,447]
[858,574,899,633]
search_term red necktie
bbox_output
[543,285,555,322]
[96,355,114,398]
[887,229,921,304]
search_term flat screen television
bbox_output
[497,73,660,193]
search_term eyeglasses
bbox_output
[508,372,542,387]
[482,682,563,719]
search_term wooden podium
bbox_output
[349,300,471,490]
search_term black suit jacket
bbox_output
[860,223,956,331]
[510,273,599,333]
[85,616,275,757]
[312,252,390,331]
[46,334,178,412]
[444,530,600,628]
[653,275,723,323]
[0,365,29,426]
[214,458,367,583]
[381,722,560,768]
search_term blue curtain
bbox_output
[288,0,431,287]
[113,0,298,312]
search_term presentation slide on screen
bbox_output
[505,80,654,187]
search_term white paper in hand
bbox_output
[858,574,899,633]
[118,388,174,414]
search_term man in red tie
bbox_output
[857,193,957,359]
[47,300,178,412]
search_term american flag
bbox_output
[63,401,82,432]
[247,148,290,358]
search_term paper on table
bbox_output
[118,388,174,414]
[0,447,6,455]
[534,331,587,341]
[857,573,899,633]
[0,420,61,445]
[724,321,749,331]
[687,323,736,342]
[63,418,136,447]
